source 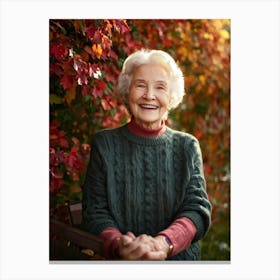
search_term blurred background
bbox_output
[49,19,230,260]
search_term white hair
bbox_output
[118,49,185,112]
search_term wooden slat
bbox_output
[50,238,92,260]
[69,202,82,225]
[50,218,104,257]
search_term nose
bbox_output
[143,87,155,100]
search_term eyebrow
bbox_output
[134,79,146,83]
[155,81,168,85]
[134,79,168,85]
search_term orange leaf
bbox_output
[70,184,82,192]
[101,99,111,110]
[92,44,102,59]
[65,87,76,105]
[108,99,117,108]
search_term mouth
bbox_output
[139,104,159,110]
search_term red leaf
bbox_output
[72,137,80,145]
[88,64,100,78]
[72,173,80,182]
[60,75,73,90]
[92,79,107,98]
[81,85,90,96]
[50,44,67,60]
[85,26,96,40]
[50,62,63,76]
[113,20,130,34]
[108,49,118,60]
[59,138,69,148]
[50,177,64,192]
[97,79,107,90]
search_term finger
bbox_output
[120,235,133,246]
[136,235,159,251]
[142,250,167,261]
[119,237,142,259]
[121,234,149,251]
[120,235,159,260]
[124,243,151,260]
[126,231,136,240]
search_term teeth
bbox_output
[140,104,158,109]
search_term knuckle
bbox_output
[139,234,148,240]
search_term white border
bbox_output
[1,1,279,279]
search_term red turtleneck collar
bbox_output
[127,118,166,137]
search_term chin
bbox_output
[139,118,162,127]
[139,116,159,123]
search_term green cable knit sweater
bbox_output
[82,124,212,260]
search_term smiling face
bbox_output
[128,64,171,129]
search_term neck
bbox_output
[128,118,166,137]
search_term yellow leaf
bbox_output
[220,29,230,39]
[199,75,206,85]
[203,33,213,40]
[92,44,102,59]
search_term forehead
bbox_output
[132,64,169,81]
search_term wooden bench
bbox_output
[50,201,105,260]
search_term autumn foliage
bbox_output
[49,19,230,260]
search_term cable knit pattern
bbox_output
[82,123,212,260]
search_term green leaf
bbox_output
[50,94,63,104]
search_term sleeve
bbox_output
[158,217,197,257]
[82,136,119,236]
[176,137,212,242]
[98,227,122,259]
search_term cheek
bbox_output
[128,89,140,103]
[160,95,171,109]
[128,95,137,107]
[128,93,139,112]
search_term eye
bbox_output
[155,82,167,91]
[156,85,167,92]
[136,83,146,88]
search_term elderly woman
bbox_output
[82,49,211,260]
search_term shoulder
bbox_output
[93,126,122,138]
[91,125,125,147]
[166,126,199,145]
[166,127,203,158]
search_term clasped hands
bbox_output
[117,232,170,260]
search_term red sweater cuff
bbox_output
[158,217,197,257]
[98,227,122,259]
